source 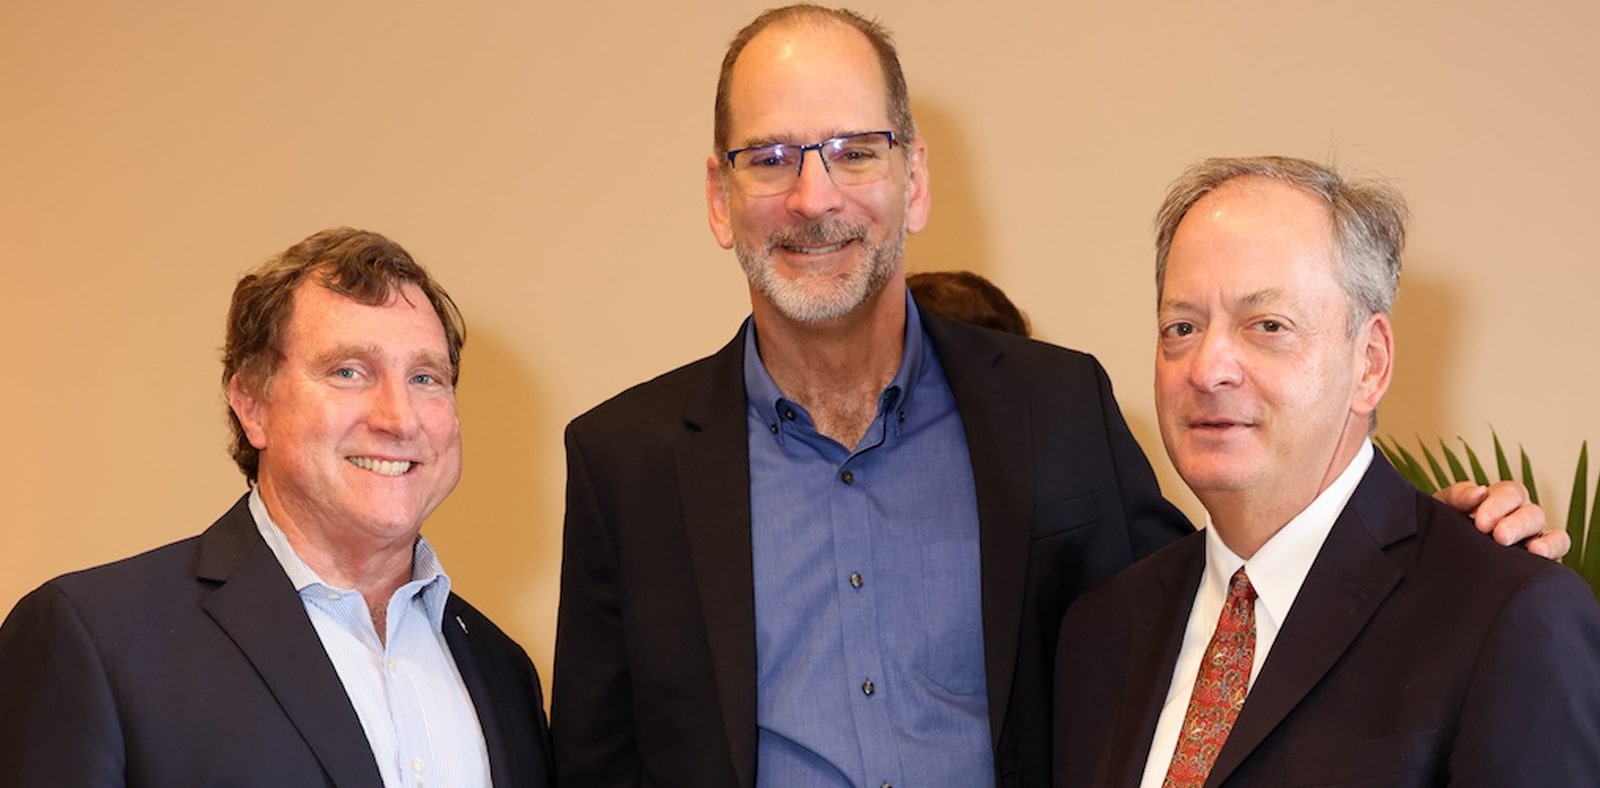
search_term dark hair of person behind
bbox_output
[220,227,466,483]
[908,270,1030,337]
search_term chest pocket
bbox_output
[1282,729,1439,787]
[922,536,987,695]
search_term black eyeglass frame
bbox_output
[723,130,899,179]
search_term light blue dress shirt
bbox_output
[249,489,492,788]
[744,295,993,788]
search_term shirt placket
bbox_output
[833,404,902,788]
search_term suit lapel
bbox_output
[1105,537,1205,788]
[442,597,542,788]
[1205,458,1414,786]
[1088,534,1209,788]
[197,498,384,788]
[675,328,759,788]
[921,314,1035,754]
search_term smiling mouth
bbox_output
[348,457,413,476]
[782,240,851,255]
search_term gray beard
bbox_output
[737,220,904,323]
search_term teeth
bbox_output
[348,457,412,476]
[788,241,848,254]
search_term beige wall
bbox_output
[4,0,1596,688]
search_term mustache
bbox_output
[765,221,868,251]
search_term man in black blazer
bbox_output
[550,9,1556,788]
[1054,157,1600,787]
[0,228,552,787]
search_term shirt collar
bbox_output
[247,486,453,627]
[1201,439,1375,629]
[742,290,929,439]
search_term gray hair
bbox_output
[1153,156,1409,337]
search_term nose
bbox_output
[368,376,422,438]
[1188,328,1244,392]
[785,146,845,219]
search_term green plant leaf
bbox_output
[1568,442,1588,573]
[1587,451,1600,600]
[1492,429,1513,482]
[1374,435,1401,473]
[1374,434,1394,459]
[1519,446,1539,506]
[1387,438,1439,495]
[1418,438,1452,490]
[1389,433,1597,601]
[1439,440,1470,484]
[1460,437,1490,486]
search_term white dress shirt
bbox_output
[1138,441,1374,788]
[250,489,492,788]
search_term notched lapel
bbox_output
[1106,538,1205,788]
[675,330,758,788]
[442,600,531,788]
[1206,464,1412,787]
[198,506,385,788]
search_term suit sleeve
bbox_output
[0,583,126,786]
[1446,566,1600,785]
[1090,356,1194,559]
[551,423,642,787]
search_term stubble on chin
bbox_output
[737,221,904,323]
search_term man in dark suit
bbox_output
[1054,157,1600,787]
[0,228,552,787]
[550,8,1560,788]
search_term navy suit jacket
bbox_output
[552,309,1191,788]
[1054,455,1600,787]
[0,495,553,787]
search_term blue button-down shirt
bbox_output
[745,295,992,788]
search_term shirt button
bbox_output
[769,423,779,434]
[849,572,863,589]
[840,469,855,485]
[783,407,797,420]
[411,757,423,772]
[386,659,398,672]
[882,783,894,788]
[862,679,875,696]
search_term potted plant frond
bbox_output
[1375,432,1600,601]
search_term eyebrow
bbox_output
[311,344,382,370]
[1159,287,1288,315]
[733,129,877,148]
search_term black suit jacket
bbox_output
[0,495,553,788]
[552,311,1191,788]
[1054,455,1600,787]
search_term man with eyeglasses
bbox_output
[549,6,1559,788]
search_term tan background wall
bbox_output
[4,0,1596,689]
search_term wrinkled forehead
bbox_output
[287,279,445,342]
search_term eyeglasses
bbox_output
[724,131,898,197]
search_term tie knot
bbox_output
[1228,567,1257,602]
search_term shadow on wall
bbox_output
[905,100,992,277]
[424,326,557,646]
[1381,262,1461,441]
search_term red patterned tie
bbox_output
[1162,567,1257,788]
